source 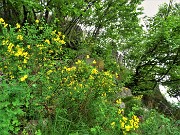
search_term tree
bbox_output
[125,2,180,100]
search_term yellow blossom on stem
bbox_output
[91,68,98,74]
[45,39,50,44]
[116,99,122,104]
[17,35,23,40]
[16,23,21,29]
[125,125,131,131]
[92,60,96,64]
[20,75,28,81]
[3,23,8,28]
[86,55,90,59]
[35,19,39,24]
[0,18,5,24]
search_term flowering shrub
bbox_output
[0,18,141,134]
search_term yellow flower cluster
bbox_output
[91,68,98,74]
[17,35,23,40]
[2,40,29,64]
[16,23,21,29]
[0,18,8,27]
[20,75,28,81]
[51,30,66,44]
[119,115,140,134]
[134,95,143,100]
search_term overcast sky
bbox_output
[142,0,180,17]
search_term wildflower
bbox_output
[0,18,4,24]
[118,109,124,115]
[23,52,28,58]
[133,122,139,129]
[51,30,56,35]
[23,59,27,64]
[7,43,14,53]
[20,75,28,81]
[45,39,50,44]
[2,40,9,45]
[16,23,21,29]
[35,19,39,24]
[75,60,82,65]
[132,115,139,122]
[27,45,31,49]
[111,122,115,128]
[62,35,65,39]
[116,99,122,104]
[3,23,8,28]
[122,116,128,122]
[92,60,96,64]
[58,32,61,36]
[17,35,23,40]
[91,68,98,74]
[14,46,24,56]
[120,121,125,128]
[125,125,131,131]
[59,40,66,44]
[10,75,14,79]
[86,55,90,59]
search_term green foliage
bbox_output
[0,18,141,135]
[0,1,179,134]
[138,110,180,135]
[0,81,31,134]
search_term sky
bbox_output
[142,0,180,105]
[142,0,180,17]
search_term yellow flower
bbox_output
[75,60,82,65]
[133,122,139,129]
[14,46,24,56]
[62,35,65,39]
[120,121,125,128]
[7,43,14,53]
[16,23,21,29]
[23,59,27,64]
[59,40,66,44]
[132,115,139,122]
[27,45,31,49]
[20,75,28,81]
[58,32,61,36]
[116,99,122,104]
[2,40,9,45]
[125,125,131,131]
[45,39,50,44]
[111,122,115,128]
[118,109,124,115]
[17,35,23,40]
[0,18,4,24]
[51,30,56,35]
[35,19,39,24]
[3,23,8,28]
[92,60,96,64]
[86,55,90,59]
[122,116,128,122]
[91,68,98,74]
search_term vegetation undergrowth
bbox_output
[0,18,179,135]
